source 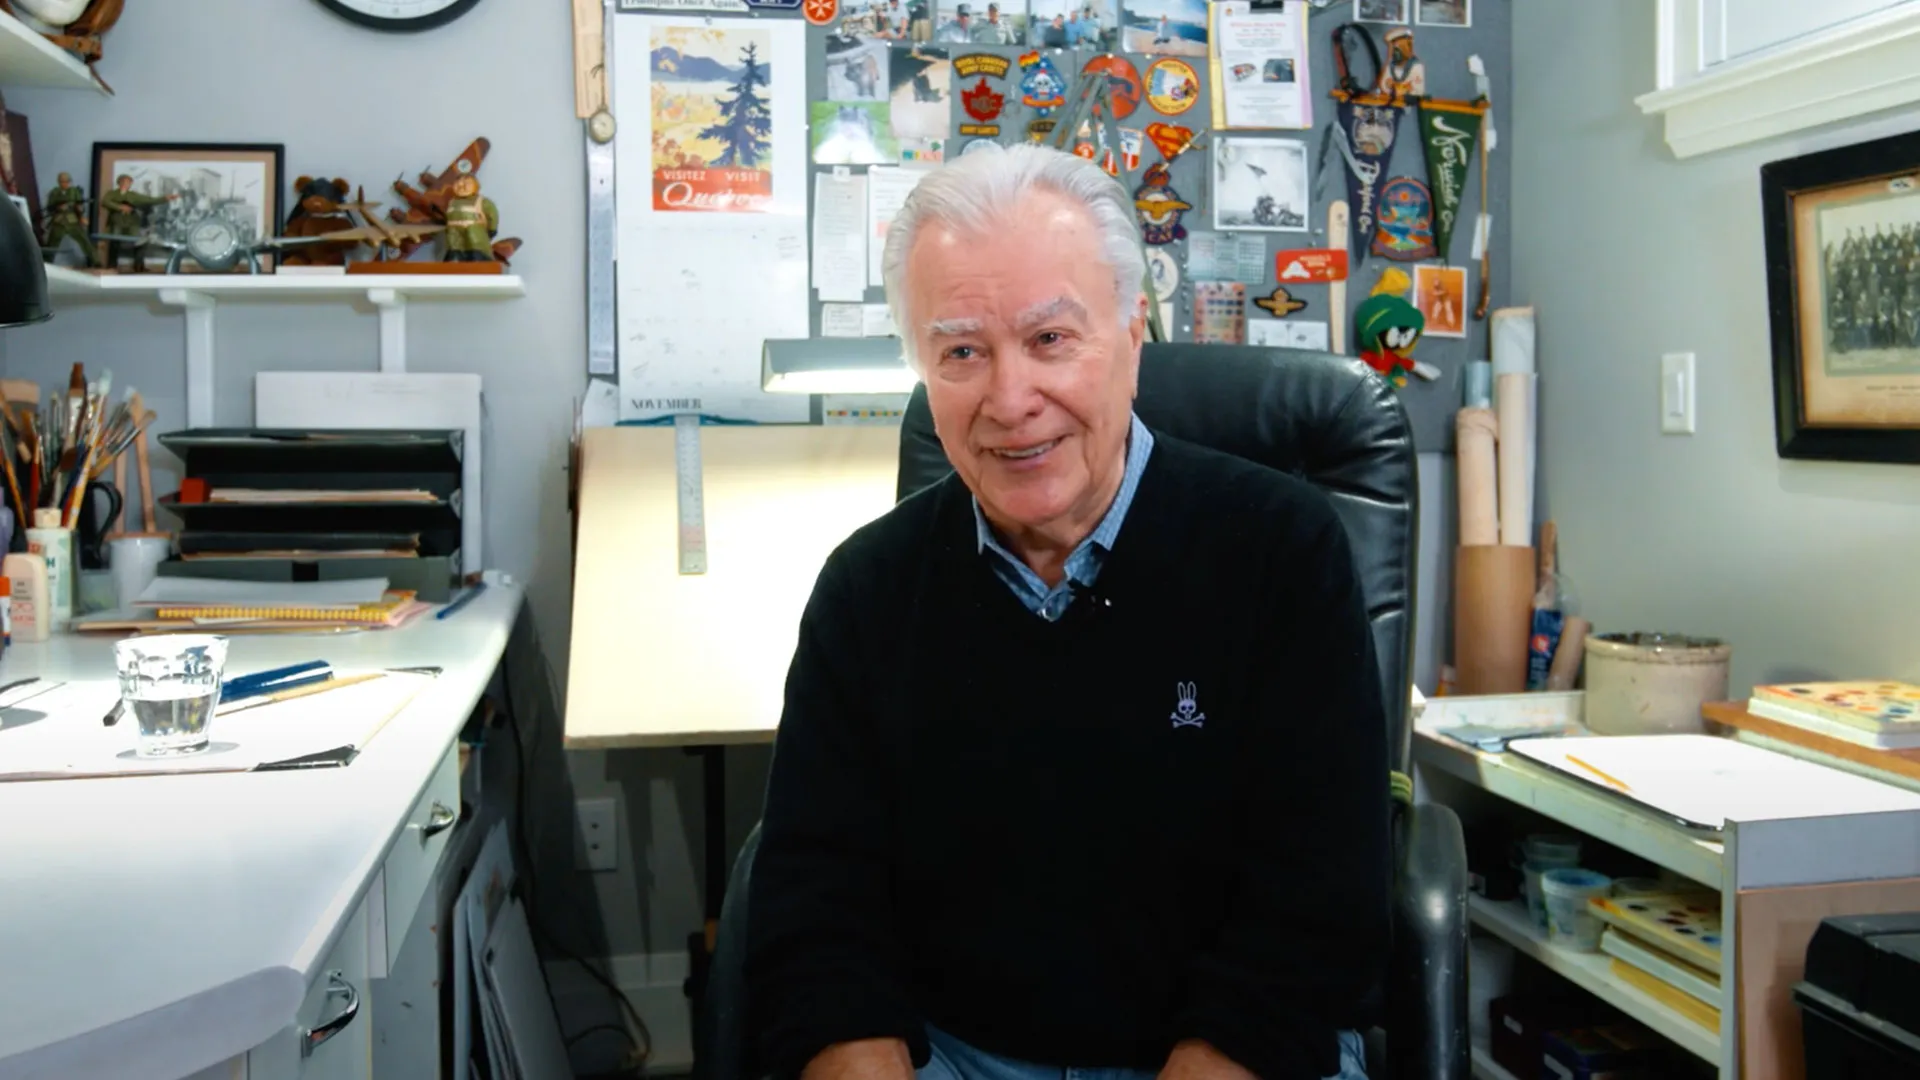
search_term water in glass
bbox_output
[114,634,229,756]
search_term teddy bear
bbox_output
[281,176,358,266]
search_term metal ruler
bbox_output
[674,414,708,574]
[585,0,618,376]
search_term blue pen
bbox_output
[220,661,333,703]
[436,582,487,620]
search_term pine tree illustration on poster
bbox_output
[700,44,772,168]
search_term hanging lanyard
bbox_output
[1330,22,1383,100]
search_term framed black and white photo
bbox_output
[1762,128,1920,462]
[1353,0,1406,25]
[1212,136,1308,232]
[90,142,284,273]
[1414,0,1469,28]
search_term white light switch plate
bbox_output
[1661,352,1696,435]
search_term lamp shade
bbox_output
[762,337,918,395]
[0,198,51,328]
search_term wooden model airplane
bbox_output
[0,0,124,93]
[315,187,447,263]
[387,138,522,264]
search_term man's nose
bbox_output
[980,351,1043,424]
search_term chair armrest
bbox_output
[1385,800,1470,1080]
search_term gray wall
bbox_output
[1511,1,1920,695]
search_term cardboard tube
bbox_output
[1495,371,1534,546]
[1454,544,1535,695]
[1546,616,1590,691]
[1455,407,1499,546]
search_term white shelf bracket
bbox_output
[157,288,216,428]
[367,288,407,373]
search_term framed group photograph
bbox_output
[89,142,284,273]
[1762,129,1920,463]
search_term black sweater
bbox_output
[744,433,1391,1080]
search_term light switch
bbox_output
[1661,352,1696,435]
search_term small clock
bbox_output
[315,0,483,33]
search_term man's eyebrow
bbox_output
[926,316,984,337]
[1013,296,1088,330]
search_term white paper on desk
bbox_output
[821,303,864,337]
[1214,0,1311,130]
[813,170,868,302]
[867,165,929,287]
[0,672,431,780]
[1508,734,1920,831]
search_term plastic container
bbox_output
[1541,868,1612,951]
[1515,833,1583,929]
[1583,632,1731,735]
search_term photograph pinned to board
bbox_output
[1413,263,1467,338]
[1027,0,1117,50]
[1194,281,1248,344]
[1213,135,1309,232]
[834,0,913,40]
[812,101,900,165]
[934,0,1023,45]
[1353,0,1406,24]
[824,34,891,101]
[1415,0,1469,28]
[890,45,951,163]
[1125,0,1207,56]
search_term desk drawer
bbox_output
[381,742,461,971]
[247,895,374,1080]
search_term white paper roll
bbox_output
[1496,371,1535,546]
[1491,306,1536,376]
[1455,407,1499,546]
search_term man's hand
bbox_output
[1158,1039,1257,1080]
[801,1038,915,1080]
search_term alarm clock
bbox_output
[314,0,483,32]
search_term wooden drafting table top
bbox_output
[565,423,902,749]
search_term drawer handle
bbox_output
[418,801,457,841]
[300,972,360,1058]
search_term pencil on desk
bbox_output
[216,672,385,716]
[1566,753,1633,794]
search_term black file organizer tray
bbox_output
[153,429,464,600]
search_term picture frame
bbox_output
[1414,0,1469,28]
[1353,0,1407,25]
[89,141,284,273]
[1761,128,1920,463]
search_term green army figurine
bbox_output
[98,173,177,271]
[442,174,498,262]
[41,172,95,267]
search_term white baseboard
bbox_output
[546,951,694,1075]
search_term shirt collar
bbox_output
[973,413,1155,556]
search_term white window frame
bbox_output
[1636,0,1920,158]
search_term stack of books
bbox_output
[1746,680,1920,751]
[1589,890,1723,1031]
[77,576,431,634]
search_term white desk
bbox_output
[0,582,521,1080]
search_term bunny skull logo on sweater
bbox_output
[1170,682,1205,728]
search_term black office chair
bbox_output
[697,345,1469,1080]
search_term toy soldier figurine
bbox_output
[443,174,498,262]
[42,172,95,267]
[98,173,177,272]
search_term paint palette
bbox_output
[1589,892,1722,970]
[1751,680,1920,734]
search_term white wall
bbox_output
[1511,0,1920,694]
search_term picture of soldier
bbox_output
[935,0,1023,45]
[1818,190,1920,373]
[98,172,181,272]
[824,33,891,102]
[1027,0,1116,51]
[88,144,282,274]
[834,0,912,42]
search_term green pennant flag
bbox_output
[1415,96,1487,260]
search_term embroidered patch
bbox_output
[1081,54,1144,120]
[961,76,1005,122]
[953,53,1012,80]
[1145,57,1200,116]
[1018,51,1066,114]
[1133,162,1190,246]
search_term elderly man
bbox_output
[746,144,1388,1080]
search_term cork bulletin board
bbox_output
[613,0,1510,450]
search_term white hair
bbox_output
[881,143,1146,371]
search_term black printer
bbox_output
[1793,911,1920,1077]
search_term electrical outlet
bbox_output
[576,797,618,872]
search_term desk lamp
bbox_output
[761,337,918,395]
[0,198,51,327]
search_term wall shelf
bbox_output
[0,8,104,93]
[1468,896,1721,1065]
[40,265,526,425]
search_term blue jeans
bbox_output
[918,1026,1369,1080]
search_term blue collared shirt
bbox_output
[973,413,1154,621]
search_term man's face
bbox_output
[908,188,1144,540]
[57,172,71,186]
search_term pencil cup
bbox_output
[114,634,228,757]
[1452,545,1535,695]
[109,535,169,609]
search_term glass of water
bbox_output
[114,634,229,756]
